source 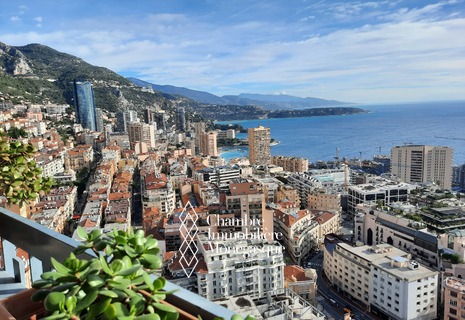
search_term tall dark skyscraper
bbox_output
[176,106,186,132]
[74,81,97,131]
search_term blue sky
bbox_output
[1,0,465,103]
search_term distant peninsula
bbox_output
[190,104,367,121]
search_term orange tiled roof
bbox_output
[284,265,310,282]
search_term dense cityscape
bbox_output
[1,0,465,318]
[0,76,464,320]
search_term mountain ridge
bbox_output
[127,77,351,110]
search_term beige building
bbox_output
[223,179,274,241]
[276,184,301,208]
[273,204,319,264]
[248,126,271,165]
[272,155,308,173]
[391,145,453,189]
[323,236,438,320]
[307,190,341,212]
[284,265,317,304]
[128,122,156,150]
[444,276,465,320]
[199,131,218,156]
[64,144,94,171]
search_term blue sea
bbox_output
[218,101,465,165]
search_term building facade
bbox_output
[323,236,438,320]
[196,235,285,301]
[248,126,271,166]
[199,131,218,157]
[391,145,453,189]
[272,155,309,173]
[128,122,156,150]
[74,81,97,131]
[444,276,465,320]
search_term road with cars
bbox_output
[306,250,379,320]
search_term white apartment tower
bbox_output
[391,145,453,189]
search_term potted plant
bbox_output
[29,226,182,320]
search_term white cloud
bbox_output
[1,1,464,103]
[10,16,21,22]
[34,17,43,23]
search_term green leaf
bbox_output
[65,295,77,311]
[143,272,154,291]
[154,302,178,313]
[152,277,166,291]
[32,279,53,289]
[107,278,131,290]
[44,291,66,312]
[141,254,162,269]
[76,226,88,240]
[74,289,99,312]
[135,314,161,320]
[51,257,71,274]
[41,271,67,281]
[129,295,145,315]
[85,296,112,320]
[100,254,113,275]
[98,289,119,298]
[115,265,141,277]
[87,274,105,288]
[31,289,51,302]
[51,282,76,293]
[124,244,138,258]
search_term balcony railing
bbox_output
[0,207,235,319]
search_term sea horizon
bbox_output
[217,100,465,165]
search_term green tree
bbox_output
[7,127,28,139]
[0,133,54,205]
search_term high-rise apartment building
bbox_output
[391,145,453,189]
[199,131,218,156]
[127,123,156,149]
[74,81,97,131]
[144,108,156,124]
[176,106,186,132]
[248,125,271,166]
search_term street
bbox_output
[307,251,378,320]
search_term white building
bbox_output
[38,157,65,178]
[323,236,438,320]
[354,204,438,268]
[196,235,285,301]
[347,177,415,215]
[370,257,438,320]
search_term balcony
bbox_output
[0,207,235,319]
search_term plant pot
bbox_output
[0,288,46,320]
[160,300,198,320]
